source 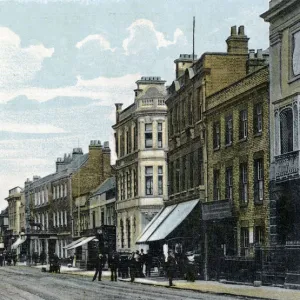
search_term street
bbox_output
[0,266,247,300]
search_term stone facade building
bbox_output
[24,140,111,263]
[261,0,300,286]
[113,76,168,252]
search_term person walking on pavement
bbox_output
[108,251,119,282]
[140,249,145,277]
[92,253,106,282]
[129,252,136,282]
[166,250,177,287]
[144,250,152,277]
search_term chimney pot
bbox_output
[231,25,237,36]
[257,49,263,59]
[238,25,245,36]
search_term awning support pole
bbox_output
[204,222,208,281]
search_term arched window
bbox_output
[280,108,293,154]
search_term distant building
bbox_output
[5,186,24,254]
[113,76,168,252]
[0,208,8,251]
[24,140,111,264]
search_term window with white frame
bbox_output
[56,186,59,199]
[53,186,56,200]
[240,227,249,256]
[158,166,163,195]
[213,121,220,149]
[53,212,56,227]
[64,183,67,197]
[157,122,163,148]
[239,109,248,139]
[57,211,60,226]
[61,185,63,198]
[254,158,264,203]
[240,163,248,205]
[254,103,263,134]
[35,192,37,206]
[145,123,153,148]
[145,166,153,195]
[46,212,48,230]
[225,167,233,201]
[64,211,67,226]
[225,115,233,145]
[255,226,264,246]
[61,211,64,226]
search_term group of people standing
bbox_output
[92,249,153,283]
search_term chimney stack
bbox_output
[226,25,249,55]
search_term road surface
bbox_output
[0,266,250,300]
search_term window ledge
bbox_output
[225,142,233,148]
[253,132,262,138]
[254,200,264,205]
[238,137,248,143]
[213,146,220,152]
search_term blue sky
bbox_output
[0,0,269,210]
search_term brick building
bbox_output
[138,26,269,281]
[24,140,111,264]
[113,76,168,253]
[206,62,269,275]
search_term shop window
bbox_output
[280,108,294,154]
[145,166,153,195]
[239,109,248,140]
[240,163,248,205]
[254,103,263,134]
[254,158,264,203]
[145,123,153,148]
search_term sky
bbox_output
[0,0,269,210]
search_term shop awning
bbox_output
[63,237,86,250]
[67,236,96,250]
[137,199,199,243]
[11,236,27,250]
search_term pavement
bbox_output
[28,263,300,300]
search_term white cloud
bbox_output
[0,73,140,106]
[122,19,187,55]
[76,34,116,52]
[0,122,66,134]
[0,27,54,89]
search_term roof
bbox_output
[28,153,88,189]
[92,177,116,197]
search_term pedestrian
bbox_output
[166,250,177,287]
[129,252,136,282]
[108,251,119,282]
[92,253,106,282]
[134,250,140,277]
[12,252,17,266]
[140,249,145,277]
[0,254,3,267]
[144,250,152,277]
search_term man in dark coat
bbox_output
[129,252,136,282]
[166,250,177,286]
[144,250,152,277]
[108,251,119,281]
[92,253,106,282]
